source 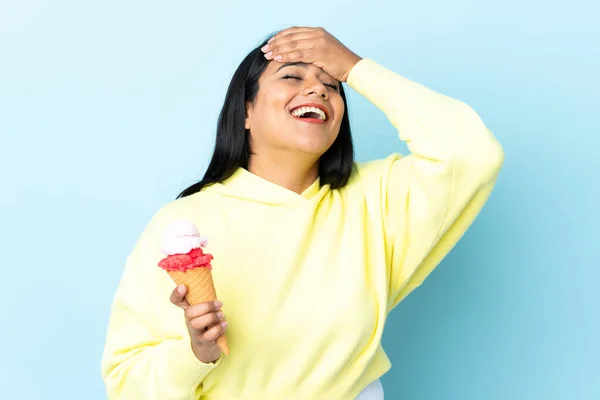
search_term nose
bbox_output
[302,78,328,100]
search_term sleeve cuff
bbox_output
[346,58,376,89]
[345,57,437,111]
[346,58,405,97]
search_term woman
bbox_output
[101,26,503,399]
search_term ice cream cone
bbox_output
[168,268,229,355]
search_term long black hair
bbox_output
[177,36,355,199]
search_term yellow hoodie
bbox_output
[101,59,504,400]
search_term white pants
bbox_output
[355,379,384,400]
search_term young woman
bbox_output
[101,26,504,399]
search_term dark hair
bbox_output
[177,36,355,199]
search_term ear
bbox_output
[244,101,252,130]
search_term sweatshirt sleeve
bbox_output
[100,211,221,400]
[347,59,504,310]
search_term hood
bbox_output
[203,167,330,206]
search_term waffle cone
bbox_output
[168,268,229,355]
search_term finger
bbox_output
[267,26,321,44]
[265,37,321,62]
[184,300,223,320]
[262,31,321,54]
[189,310,225,332]
[170,285,190,309]
[200,320,228,342]
[264,38,317,62]
[271,47,317,64]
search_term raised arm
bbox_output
[348,59,504,309]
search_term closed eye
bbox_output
[282,74,339,91]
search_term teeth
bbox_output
[291,106,327,121]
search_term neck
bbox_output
[247,153,319,194]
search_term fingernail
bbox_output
[217,311,224,319]
[261,44,270,52]
[221,321,228,328]
[177,285,185,294]
[275,55,282,61]
[264,51,272,59]
[214,301,223,308]
[268,36,275,43]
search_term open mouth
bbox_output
[290,106,328,123]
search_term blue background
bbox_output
[1,1,598,399]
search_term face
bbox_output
[245,61,345,159]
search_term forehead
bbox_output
[264,61,336,81]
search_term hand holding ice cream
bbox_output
[170,286,227,364]
[160,219,230,360]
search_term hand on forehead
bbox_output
[261,26,362,83]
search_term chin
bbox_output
[291,136,335,156]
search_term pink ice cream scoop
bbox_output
[160,219,208,255]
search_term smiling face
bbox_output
[245,61,345,159]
